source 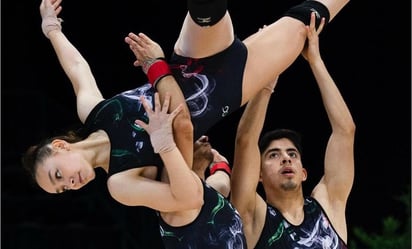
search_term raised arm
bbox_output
[230,78,277,246]
[40,0,103,123]
[133,92,203,212]
[302,13,355,240]
[125,32,194,169]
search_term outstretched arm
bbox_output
[40,0,103,123]
[134,92,203,212]
[302,13,355,241]
[230,78,278,248]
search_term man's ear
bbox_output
[302,168,308,181]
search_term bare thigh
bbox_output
[174,12,235,58]
[241,17,307,105]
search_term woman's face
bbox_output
[36,142,96,194]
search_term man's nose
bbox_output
[281,155,292,164]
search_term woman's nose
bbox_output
[68,177,75,187]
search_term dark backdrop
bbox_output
[2,0,411,248]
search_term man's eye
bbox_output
[289,152,298,158]
[269,153,279,158]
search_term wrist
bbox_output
[209,162,231,176]
[41,16,63,38]
[145,58,172,87]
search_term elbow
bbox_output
[336,119,356,138]
[215,184,231,198]
[344,120,356,136]
[235,132,253,149]
[185,193,204,209]
[173,111,193,138]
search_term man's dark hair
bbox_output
[258,128,303,156]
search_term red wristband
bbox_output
[209,162,231,176]
[147,60,172,86]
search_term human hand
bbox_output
[301,12,325,63]
[135,92,183,154]
[211,149,229,164]
[125,32,166,74]
[40,0,63,38]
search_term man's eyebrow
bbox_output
[264,148,280,156]
[264,147,298,156]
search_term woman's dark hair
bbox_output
[258,128,303,156]
[21,131,83,183]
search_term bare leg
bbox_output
[174,12,234,58]
[241,0,350,105]
[317,0,349,22]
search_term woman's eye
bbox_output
[55,171,62,179]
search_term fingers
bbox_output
[159,93,183,120]
[137,33,154,46]
[134,119,148,130]
[317,18,325,34]
[52,0,63,8]
[139,95,153,115]
[55,6,62,16]
[160,93,170,114]
[170,104,183,120]
[154,93,162,112]
[309,12,325,34]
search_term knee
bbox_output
[187,0,227,26]
[283,0,330,29]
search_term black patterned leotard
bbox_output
[255,197,348,249]
[158,181,247,249]
[170,37,246,139]
[81,38,248,173]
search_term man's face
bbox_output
[193,136,214,170]
[260,138,306,191]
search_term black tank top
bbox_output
[255,197,348,249]
[158,181,247,249]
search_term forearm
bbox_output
[48,31,93,95]
[237,88,273,142]
[309,59,355,132]
[160,148,203,208]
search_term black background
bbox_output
[2,0,411,248]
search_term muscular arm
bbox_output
[302,16,355,241]
[41,0,103,123]
[230,79,277,248]
[309,57,355,203]
[125,32,194,168]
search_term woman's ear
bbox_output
[51,139,69,151]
